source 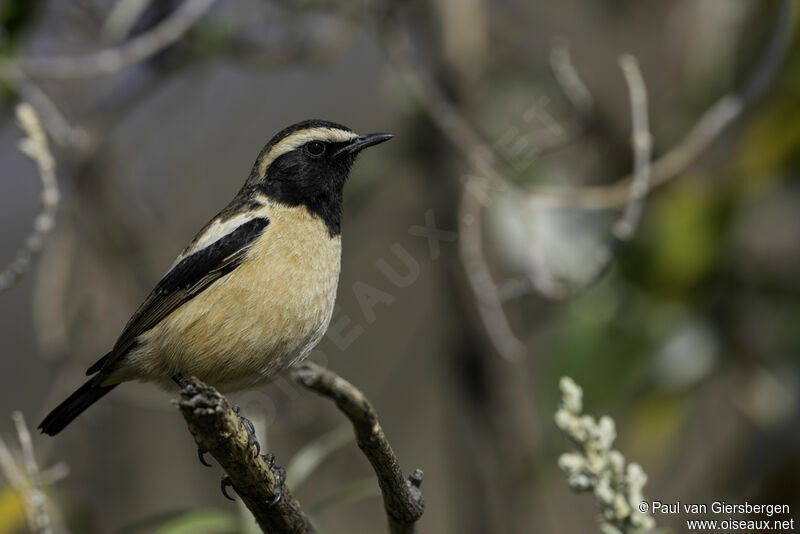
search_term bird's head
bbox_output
[247,119,392,201]
[242,120,392,236]
[241,119,391,236]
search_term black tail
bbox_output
[39,378,117,436]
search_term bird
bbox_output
[39,119,393,437]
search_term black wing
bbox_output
[87,217,270,376]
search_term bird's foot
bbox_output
[219,454,285,505]
[173,375,212,467]
[261,453,286,506]
[232,405,261,456]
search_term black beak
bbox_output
[335,133,393,157]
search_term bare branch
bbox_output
[379,20,504,186]
[380,17,529,359]
[459,177,528,360]
[177,378,314,534]
[0,103,60,295]
[101,0,154,44]
[533,54,653,301]
[12,74,91,149]
[381,1,791,214]
[12,411,53,534]
[613,54,652,242]
[529,0,794,210]
[549,37,594,117]
[0,0,215,80]
[293,362,425,534]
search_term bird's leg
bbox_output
[171,373,189,389]
[232,405,261,456]
[172,374,213,466]
[219,409,285,504]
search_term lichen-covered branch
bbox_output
[293,362,425,534]
[8,412,53,534]
[555,377,655,534]
[176,378,314,534]
[0,104,60,295]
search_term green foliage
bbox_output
[626,393,688,461]
[738,11,800,190]
[119,509,239,534]
[740,88,800,191]
[639,180,723,293]
[152,510,240,534]
[552,287,652,409]
[0,0,43,54]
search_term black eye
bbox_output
[304,141,326,158]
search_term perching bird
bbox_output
[39,120,392,436]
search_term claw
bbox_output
[198,446,212,467]
[258,453,284,505]
[221,475,236,501]
[258,454,285,507]
[269,465,286,507]
[232,405,261,455]
[216,454,283,505]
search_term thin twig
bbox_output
[381,0,791,212]
[293,362,425,534]
[12,74,91,149]
[0,434,28,491]
[535,54,652,300]
[380,17,527,360]
[529,0,794,209]
[459,177,528,360]
[613,54,652,242]
[0,104,60,295]
[101,0,154,43]
[12,412,53,534]
[0,0,215,80]
[379,18,505,186]
[549,37,594,117]
[176,378,314,534]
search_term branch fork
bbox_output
[177,364,425,534]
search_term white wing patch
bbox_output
[257,127,358,176]
[171,209,270,268]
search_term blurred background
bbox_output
[0,0,798,532]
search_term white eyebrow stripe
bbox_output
[257,127,358,176]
